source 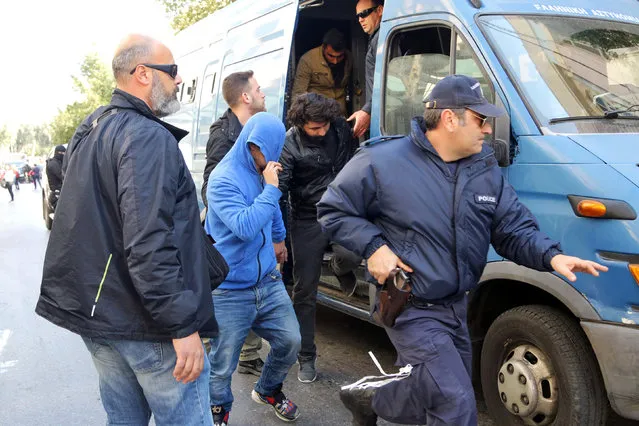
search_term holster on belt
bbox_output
[373,268,412,328]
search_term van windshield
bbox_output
[480,15,639,133]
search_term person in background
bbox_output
[31,164,41,189]
[348,0,384,138]
[292,28,353,116]
[2,165,15,202]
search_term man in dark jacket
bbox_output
[36,34,217,425]
[348,0,384,138]
[318,75,607,425]
[201,70,266,205]
[279,93,361,383]
[201,70,267,378]
[45,145,65,208]
[205,113,301,424]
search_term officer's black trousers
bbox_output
[372,296,477,425]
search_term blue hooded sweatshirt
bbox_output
[205,112,287,290]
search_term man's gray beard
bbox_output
[150,76,180,118]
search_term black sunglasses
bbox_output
[356,5,379,19]
[129,63,178,79]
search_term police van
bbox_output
[165,0,639,423]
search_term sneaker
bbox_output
[211,405,230,426]
[339,387,378,426]
[330,258,358,297]
[297,358,317,383]
[251,388,300,422]
[237,357,264,376]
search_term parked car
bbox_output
[41,145,66,230]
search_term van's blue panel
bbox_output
[567,134,639,165]
[513,136,603,165]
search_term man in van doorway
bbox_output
[317,75,607,425]
[201,70,267,377]
[205,112,301,424]
[348,0,384,139]
[291,28,353,115]
[37,34,217,425]
[279,93,362,383]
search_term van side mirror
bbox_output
[491,96,511,167]
[487,138,509,167]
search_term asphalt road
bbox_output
[0,187,636,425]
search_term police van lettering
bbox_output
[475,195,497,204]
[533,4,639,24]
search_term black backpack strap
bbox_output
[91,107,120,132]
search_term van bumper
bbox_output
[582,321,639,420]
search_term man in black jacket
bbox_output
[45,144,65,209]
[36,34,217,425]
[201,70,268,377]
[348,0,384,138]
[279,93,362,383]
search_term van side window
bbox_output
[197,73,217,149]
[383,26,494,135]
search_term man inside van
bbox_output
[37,34,217,425]
[348,0,384,138]
[279,93,362,383]
[201,70,267,377]
[205,112,301,424]
[291,28,353,115]
[317,75,607,425]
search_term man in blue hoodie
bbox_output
[205,112,301,425]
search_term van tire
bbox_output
[43,193,52,230]
[481,305,608,425]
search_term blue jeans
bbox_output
[82,337,213,426]
[208,270,301,411]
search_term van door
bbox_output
[215,0,300,120]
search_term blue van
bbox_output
[165,0,639,423]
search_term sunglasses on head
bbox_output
[129,64,178,79]
[356,5,379,19]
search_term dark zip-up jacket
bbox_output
[317,118,561,302]
[201,108,243,206]
[279,117,358,220]
[204,113,287,290]
[362,27,379,115]
[46,154,64,191]
[36,89,218,340]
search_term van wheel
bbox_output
[43,195,52,230]
[481,305,608,425]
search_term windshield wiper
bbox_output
[603,105,639,119]
[549,113,639,124]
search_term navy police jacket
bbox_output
[317,118,561,302]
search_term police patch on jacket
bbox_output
[475,194,497,204]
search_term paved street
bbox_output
[0,188,636,425]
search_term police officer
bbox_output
[317,75,607,425]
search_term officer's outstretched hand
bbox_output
[368,244,413,284]
[550,254,608,282]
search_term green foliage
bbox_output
[159,0,236,32]
[0,125,10,149]
[11,125,52,156]
[49,53,115,147]
[572,30,639,59]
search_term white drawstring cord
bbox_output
[341,351,412,391]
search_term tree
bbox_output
[49,53,114,146]
[14,125,34,153]
[0,125,10,150]
[158,0,236,32]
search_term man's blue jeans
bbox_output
[208,270,301,411]
[82,337,213,425]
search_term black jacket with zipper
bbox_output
[279,117,359,220]
[201,108,243,207]
[36,89,218,341]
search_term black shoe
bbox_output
[297,357,317,383]
[238,357,264,376]
[211,405,230,426]
[252,388,300,422]
[330,258,358,297]
[339,387,378,426]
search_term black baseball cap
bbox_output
[55,145,66,153]
[423,75,505,118]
